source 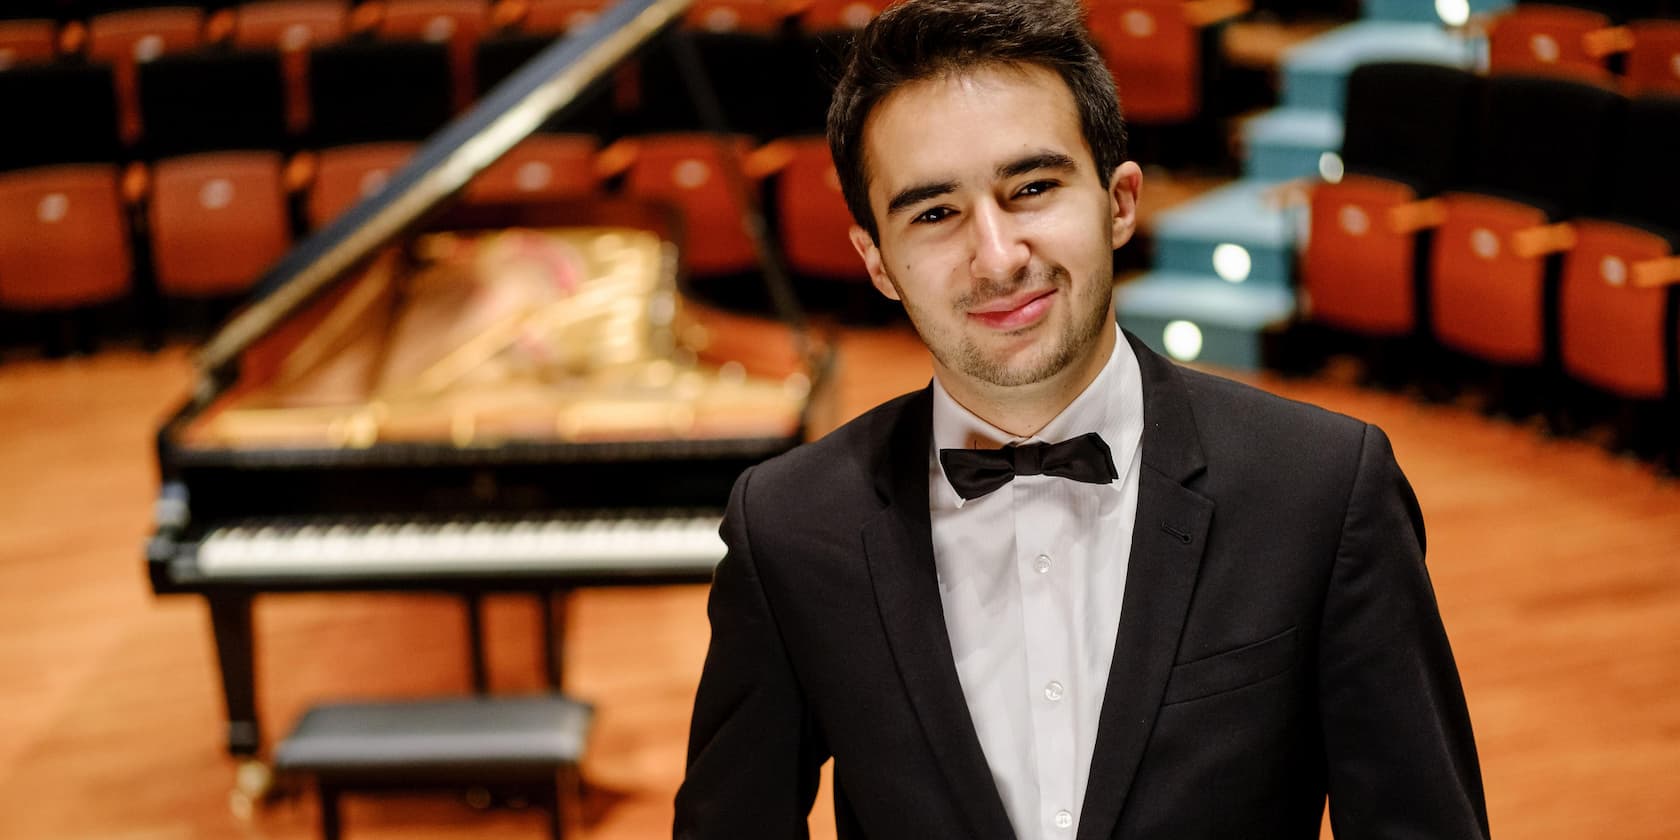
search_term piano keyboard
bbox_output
[194,512,726,579]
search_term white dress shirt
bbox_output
[927,325,1145,839]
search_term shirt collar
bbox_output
[930,324,1139,503]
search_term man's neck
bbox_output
[934,326,1117,440]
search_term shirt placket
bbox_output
[1014,475,1080,837]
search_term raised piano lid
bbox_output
[196,0,691,386]
[159,0,834,471]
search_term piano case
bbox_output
[145,0,830,770]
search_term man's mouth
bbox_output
[968,288,1057,331]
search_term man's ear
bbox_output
[849,225,900,301]
[1107,161,1143,250]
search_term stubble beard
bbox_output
[897,263,1113,389]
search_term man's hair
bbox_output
[826,0,1128,243]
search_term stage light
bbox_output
[1163,320,1204,362]
[1212,244,1252,283]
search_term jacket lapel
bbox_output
[862,386,1018,840]
[1075,332,1214,840]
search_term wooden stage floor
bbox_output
[0,324,1676,838]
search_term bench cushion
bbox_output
[276,695,592,782]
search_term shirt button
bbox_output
[1055,809,1074,829]
[1033,554,1052,574]
[1044,681,1064,702]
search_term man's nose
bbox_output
[968,201,1029,283]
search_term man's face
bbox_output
[850,62,1141,393]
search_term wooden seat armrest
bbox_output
[122,162,151,206]
[286,151,318,194]
[594,139,639,180]
[1511,222,1577,259]
[743,140,796,179]
[206,8,236,43]
[1632,256,1680,289]
[1583,26,1634,59]
[1386,198,1447,235]
[1185,0,1252,28]
[58,21,86,56]
[350,1,386,34]
[491,0,528,30]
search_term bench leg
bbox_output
[542,782,564,840]
[319,783,342,840]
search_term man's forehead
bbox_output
[861,63,1090,199]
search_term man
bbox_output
[675,0,1489,837]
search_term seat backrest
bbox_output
[624,133,760,275]
[1086,0,1199,124]
[685,0,785,33]
[800,0,884,32]
[378,0,491,41]
[0,62,122,172]
[522,0,610,34]
[635,29,797,138]
[474,32,614,135]
[232,0,349,51]
[139,48,289,159]
[1605,94,1680,231]
[777,137,862,279]
[1474,74,1625,216]
[1626,19,1680,96]
[306,38,454,147]
[86,6,206,64]
[0,19,58,71]
[1487,3,1613,81]
[86,6,207,144]
[1340,62,1482,194]
[378,0,490,111]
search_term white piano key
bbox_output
[195,512,727,579]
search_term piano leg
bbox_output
[541,590,570,691]
[208,593,260,756]
[208,593,273,817]
[466,594,489,695]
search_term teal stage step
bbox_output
[1115,273,1297,370]
[1149,181,1299,287]
[1242,108,1344,183]
[1126,10,1504,370]
[1362,0,1511,25]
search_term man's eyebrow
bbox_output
[997,151,1079,180]
[882,152,1079,219]
[885,181,959,218]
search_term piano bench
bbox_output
[274,695,592,840]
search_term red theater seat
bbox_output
[466,134,600,204]
[150,152,291,296]
[623,134,760,277]
[86,6,206,145]
[776,137,863,282]
[0,166,132,310]
[1485,4,1615,82]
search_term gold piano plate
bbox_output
[183,225,808,450]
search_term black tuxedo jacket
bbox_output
[675,331,1489,839]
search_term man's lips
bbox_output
[968,289,1057,330]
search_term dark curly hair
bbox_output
[826,0,1128,243]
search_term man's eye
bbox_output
[1016,180,1059,198]
[912,207,953,225]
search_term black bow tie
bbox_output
[939,432,1119,501]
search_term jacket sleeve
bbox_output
[1320,424,1491,838]
[674,465,829,839]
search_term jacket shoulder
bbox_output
[1173,365,1375,486]
[738,388,922,517]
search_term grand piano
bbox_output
[144,0,829,799]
